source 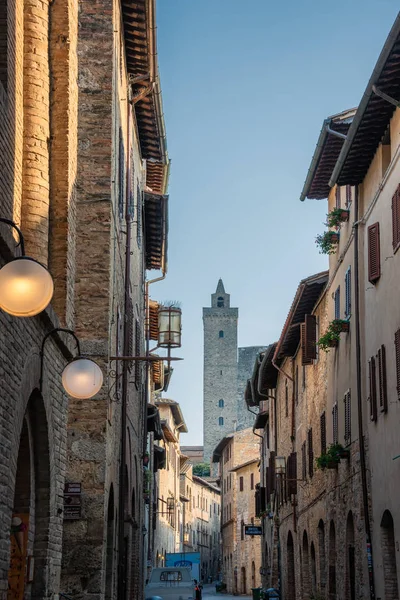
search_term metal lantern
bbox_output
[275,456,286,475]
[158,306,182,348]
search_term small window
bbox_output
[160,571,182,582]
[219,330,224,338]
[250,473,254,490]
[334,286,340,320]
[239,477,244,491]
[219,399,224,408]
[219,417,224,426]
[217,297,224,307]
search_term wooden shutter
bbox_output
[377,345,388,413]
[368,223,381,283]
[369,357,377,421]
[344,391,351,446]
[308,428,314,478]
[260,487,266,512]
[334,286,340,320]
[135,318,141,384]
[346,185,352,208]
[301,323,313,366]
[332,404,338,445]
[345,267,351,317]
[287,452,297,496]
[395,329,400,400]
[118,129,125,219]
[392,185,400,252]
[255,488,261,517]
[320,411,326,455]
[269,452,276,492]
[304,314,317,360]
[336,186,341,208]
[301,442,306,480]
[266,467,270,503]
[137,182,142,247]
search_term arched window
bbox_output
[217,297,224,307]
[219,417,224,426]
[219,399,224,408]
[219,330,224,338]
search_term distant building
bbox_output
[181,446,204,465]
[203,280,265,463]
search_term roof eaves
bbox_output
[212,435,234,463]
[230,458,259,472]
[330,13,400,187]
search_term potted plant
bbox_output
[331,318,350,333]
[316,443,350,470]
[317,326,340,352]
[326,207,350,228]
[315,231,340,254]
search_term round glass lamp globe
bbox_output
[0,258,54,317]
[62,358,103,399]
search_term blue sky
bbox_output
[154,1,399,445]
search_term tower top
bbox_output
[211,278,230,309]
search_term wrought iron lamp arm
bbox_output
[39,328,81,392]
[0,217,25,255]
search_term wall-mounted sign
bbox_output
[244,525,263,536]
[64,483,82,520]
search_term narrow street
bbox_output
[202,584,252,599]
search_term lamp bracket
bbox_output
[0,217,25,255]
[39,328,80,392]
[109,356,183,362]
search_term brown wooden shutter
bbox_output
[346,185,352,208]
[344,391,351,446]
[304,314,317,360]
[395,329,400,400]
[301,442,307,480]
[320,412,326,455]
[260,487,266,512]
[369,357,377,421]
[308,428,314,478]
[301,323,313,366]
[269,451,276,492]
[378,345,388,413]
[392,185,400,252]
[287,452,297,496]
[368,223,381,283]
[332,404,338,445]
[255,487,261,516]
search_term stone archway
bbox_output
[329,521,336,600]
[8,390,51,600]
[381,510,399,600]
[286,531,296,600]
[318,519,326,591]
[346,512,355,600]
[311,542,317,595]
[241,566,246,594]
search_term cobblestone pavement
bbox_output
[202,583,252,599]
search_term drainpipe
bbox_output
[118,91,133,600]
[354,184,376,600]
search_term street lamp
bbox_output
[40,328,103,399]
[0,218,54,317]
[275,456,286,475]
[158,306,182,348]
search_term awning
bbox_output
[258,343,279,392]
[154,444,166,471]
[144,192,168,273]
[161,420,178,443]
[147,404,163,441]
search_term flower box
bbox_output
[332,319,350,333]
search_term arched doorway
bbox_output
[311,542,317,595]
[302,531,310,598]
[241,566,247,594]
[105,485,115,600]
[329,521,336,600]
[8,391,51,600]
[381,510,399,600]
[287,531,296,600]
[346,512,355,600]
[318,519,326,591]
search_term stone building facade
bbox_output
[203,280,265,463]
[212,428,260,594]
[0,0,170,598]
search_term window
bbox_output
[392,184,400,253]
[285,380,289,418]
[345,267,352,318]
[332,403,338,445]
[219,417,224,426]
[295,366,299,404]
[334,287,340,320]
[217,297,224,307]
[369,357,378,422]
[308,428,314,478]
[219,330,224,338]
[118,129,125,219]
[302,365,306,391]
[344,391,351,446]
[301,442,307,480]
[241,520,244,541]
[218,399,224,408]
[0,0,7,92]
[320,412,326,455]
[239,477,244,492]
[346,185,352,208]
[368,223,381,283]
[250,473,254,490]
[377,345,388,413]
[335,186,341,208]
[395,329,400,400]
[160,571,182,582]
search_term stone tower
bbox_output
[203,280,239,463]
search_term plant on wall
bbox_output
[315,444,350,469]
[317,320,349,351]
[315,231,340,255]
[325,208,350,228]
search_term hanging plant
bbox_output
[331,319,350,333]
[315,231,340,255]
[317,319,349,351]
[325,208,350,228]
[316,444,350,470]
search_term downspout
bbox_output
[354,185,376,600]
[118,91,132,600]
